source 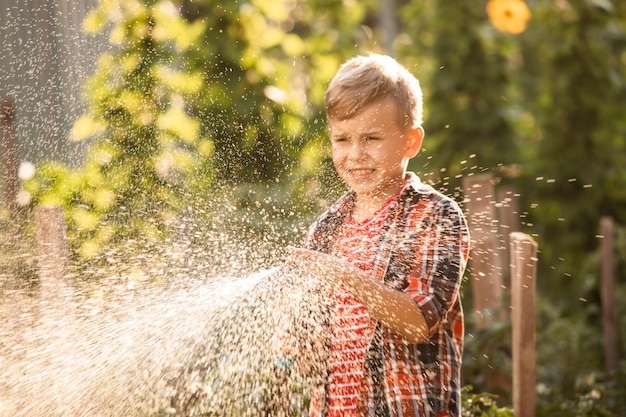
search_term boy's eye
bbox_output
[333,137,348,143]
[364,136,379,141]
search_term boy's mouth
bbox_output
[346,168,376,179]
[348,167,375,173]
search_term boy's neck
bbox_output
[352,182,404,223]
[351,202,382,223]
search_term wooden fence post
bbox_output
[462,173,504,327]
[496,186,520,289]
[600,216,619,374]
[34,205,73,304]
[510,232,538,417]
[1,99,19,215]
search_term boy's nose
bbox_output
[347,141,366,160]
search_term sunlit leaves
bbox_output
[309,54,341,103]
[156,107,200,144]
[118,90,144,113]
[26,163,77,206]
[152,1,207,50]
[79,239,101,259]
[281,33,306,55]
[197,139,215,157]
[279,113,305,138]
[70,116,106,141]
[299,138,327,174]
[82,10,108,34]
[71,207,101,231]
[83,188,117,211]
[90,143,118,166]
[25,0,215,259]
[154,148,195,181]
[120,53,141,73]
[26,0,384,261]
[154,65,204,94]
[108,22,127,45]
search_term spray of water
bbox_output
[0,160,588,417]
[1,256,328,417]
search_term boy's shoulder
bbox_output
[305,173,467,246]
[402,172,461,210]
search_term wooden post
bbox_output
[1,99,19,215]
[510,232,538,417]
[496,186,520,289]
[462,173,503,327]
[34,205,73,303]
[600,217,619,374]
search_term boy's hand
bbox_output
[286,246,355,287]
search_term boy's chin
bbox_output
[345,182,377,195]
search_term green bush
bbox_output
[461,386,516,417]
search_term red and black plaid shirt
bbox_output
[304,172,470,417]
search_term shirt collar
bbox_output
[328,172,424,216]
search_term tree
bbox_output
[23,0,381,259]
[24,1,210,258]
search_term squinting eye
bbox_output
[333,137,348,143]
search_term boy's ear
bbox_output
[404,126,424,158]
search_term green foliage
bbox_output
[461,386,516,417]
[536,363,626,417]
[400,0,520,187]
[462,311,513,404]
[518,0,626,301]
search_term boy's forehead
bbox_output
[328,97,401,133]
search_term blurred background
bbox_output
[1,0,625,415]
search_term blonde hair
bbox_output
[324,53,423,128]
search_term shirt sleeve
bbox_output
[404,198,470,337]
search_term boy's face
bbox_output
[328,96,423,206]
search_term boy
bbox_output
[287,53,470,417]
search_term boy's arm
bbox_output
[287,247,429,343]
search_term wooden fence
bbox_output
[463,173,537,417]
[510,232,538,417]
[33,205,73,305]
[600,217,619,374]
[462,173,621,416]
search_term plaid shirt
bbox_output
[303,172,470,417]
